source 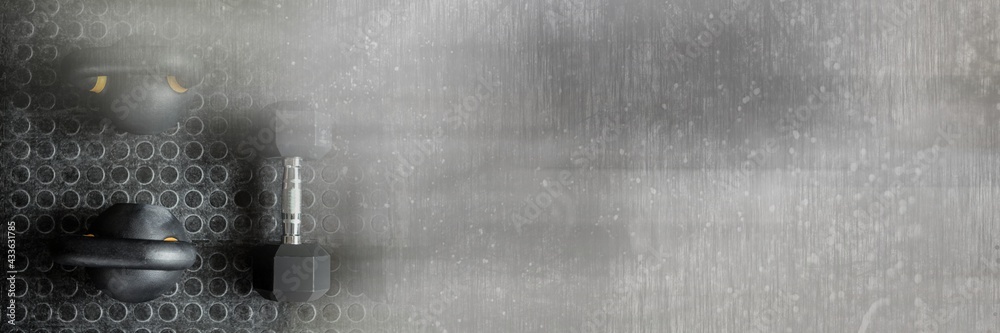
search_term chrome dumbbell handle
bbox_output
[282,156,302,245]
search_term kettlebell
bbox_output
[60,37,205,134]
[53,203,197,302]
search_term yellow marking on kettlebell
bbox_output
[163,237,179,242]
[90,76,107,93]
[83,234,95,237]
[166,76,188,93]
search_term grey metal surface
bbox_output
[3,0,1000,332]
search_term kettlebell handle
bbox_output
[61,46,204,87]
[54,236,197,271]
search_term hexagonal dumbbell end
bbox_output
[252,243,331,302]
[271,101,334,160]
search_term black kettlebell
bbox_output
[60,37,204,134]
[53,203,197,302]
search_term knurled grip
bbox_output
[282,156,302,245]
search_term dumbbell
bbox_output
[53,203,197,302]
[61,37,204,134]
[252,101,333,302]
